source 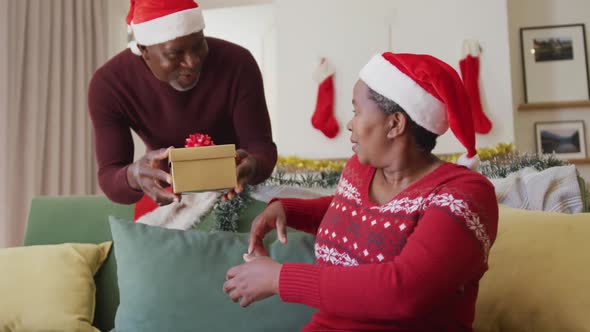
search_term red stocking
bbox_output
[312,58,339,138]
[460,40,492,134]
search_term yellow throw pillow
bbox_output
[474,206,590,332]
[0,242,111,332]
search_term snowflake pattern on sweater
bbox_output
[335,177,362,205]
[314,157,494,267]
[371,192,492,258]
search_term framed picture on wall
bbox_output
[520,24,590,103]
[535,121,587,159]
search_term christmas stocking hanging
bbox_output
[311,58,339,138]
[460,40,492,134]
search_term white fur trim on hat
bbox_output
[131,7,205,47]
[359,54,448,135]
[128,40,142,56]
[457,153,480,170]
[462,39,481,58]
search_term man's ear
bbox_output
[386,112,408,139]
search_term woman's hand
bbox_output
[224,255,282,307]
[126,147,180,205]
[248,201,288,257]
[222,149,257,200]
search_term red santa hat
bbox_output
[126,0,205,55]
[359,52,480,170]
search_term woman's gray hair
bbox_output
[368,88,406,115]
[367,87,438,153]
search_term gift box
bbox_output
[169,144,237,193]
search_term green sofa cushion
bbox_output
[24,195,271,331]
[109,216,317,331]
[24,196,133,332]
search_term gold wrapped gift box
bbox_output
[169,144,237,193]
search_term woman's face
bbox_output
[347,80,390,166]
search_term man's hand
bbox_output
[222,149,257,200]
[223,255,282,307]
[127,147,180,206]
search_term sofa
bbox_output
[20,193,590,332]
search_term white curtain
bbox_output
[0,0,108,248]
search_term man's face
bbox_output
[139,31,209,91]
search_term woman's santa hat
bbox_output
[126,0,205,55]
[359,52,480,170]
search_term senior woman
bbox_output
[223,52,499,332]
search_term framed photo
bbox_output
[535,121,587,159]
[520,24,590,103]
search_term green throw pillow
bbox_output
[109,217,317,332]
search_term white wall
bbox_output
[274,0,514,158]
[508,0,590,182]
[274,0,389,159]
[202,4,277,135]
[203,5,274,75]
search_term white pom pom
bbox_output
[128,40,142,56]
[457,153,480,170]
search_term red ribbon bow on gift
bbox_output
[185,133,215,147]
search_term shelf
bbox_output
[570,158,590,165]
[518,100,590,111]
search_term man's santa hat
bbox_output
[126,0,205,55]
[359,52,480,170]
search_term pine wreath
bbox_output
[211,186,253,232]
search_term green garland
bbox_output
[212,151,587,230]
[265,169,341,188]
[479,152,568,179]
